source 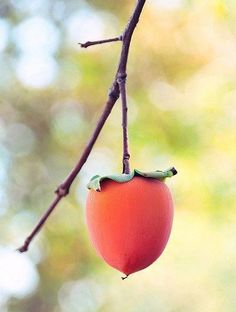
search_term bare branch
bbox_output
[17,82,120,253]
[79,36,122,48]
[17,0,146,253]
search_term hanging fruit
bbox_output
[86,168,177,278]
[17,1,178,282]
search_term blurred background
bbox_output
[0,0,236,311]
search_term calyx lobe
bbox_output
[87,167,177,192]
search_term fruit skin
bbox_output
[86,176,174,276]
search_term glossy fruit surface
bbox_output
[86,176,174,275]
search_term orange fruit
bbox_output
[86,169,176,276]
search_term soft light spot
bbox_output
[16,54,58,88]
[0,247,39,298]
[66,8,106,44]
[13,16,60,54]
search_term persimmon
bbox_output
[86,167,177,277]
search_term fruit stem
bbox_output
[118,73,130,174]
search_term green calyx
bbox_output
[87,167,177,192]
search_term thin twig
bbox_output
[118,74,130,174]
[17,0,146,253]
[79,36,122,48]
